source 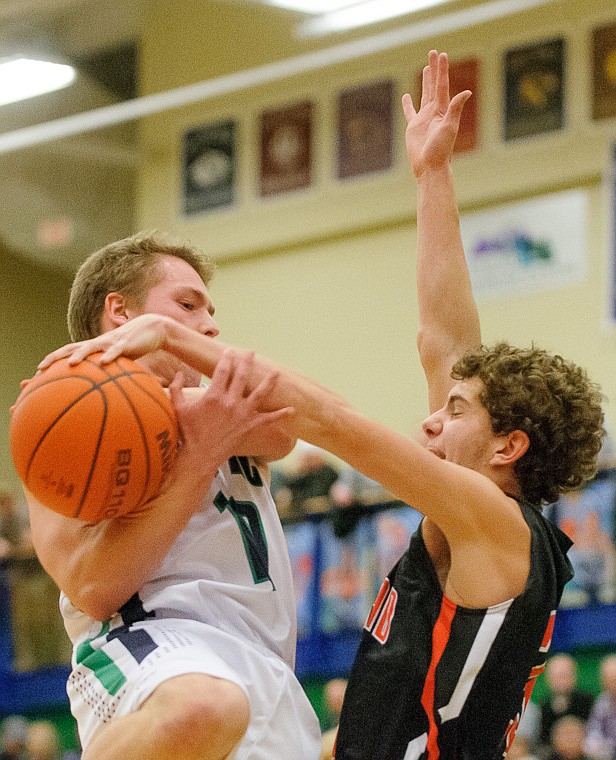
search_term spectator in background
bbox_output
[269,463,293,517]
[570,511,616,607]
[24,722,60,760]
[554,427,616,608]
[280,442,339,518]
[516,698,542,757]
[585,654,616,759]
[330,465,395,539]
[374,510,422,580]
[506,734,539,760]
[321,678,348,760]
[546,716,592,760]
[539,654,595,751]
[0,715,28,760]
[330,465,392,510]
[0,487,68,673]
[0,488,30,558]
[322,678,348,730]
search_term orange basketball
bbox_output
[10,353,178,522]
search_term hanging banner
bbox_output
[460,189,587,300]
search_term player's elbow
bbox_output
[237,428,296,462]
[416,326,439,368]
[261,431,297,461]
[69,582,128,622]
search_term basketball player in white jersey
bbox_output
[23,236,322,759]
[42,51,605,760]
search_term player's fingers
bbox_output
[167,372,188,445]
[426,49,439,102]
[271,406,295,420]
[448,89,472,122]
[169,380,186,429]
[401,93,416,121]
[62,338,120,365]
[246,368,281,408]
[168,371,186,407]
[209,348,235,392]
[66,343,105,365]
[12,374,37,414]
[227,350,255,398]
[254,406,296,427]
[37,343,82,369]
[419,64,430,108]
[98,342,130,364]
[435,51,450,108]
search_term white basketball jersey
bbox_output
[60,456,297,668]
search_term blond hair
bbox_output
[68,231,216,341]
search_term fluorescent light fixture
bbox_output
[264,0,359,12]
[0,57,76,107]
[298,0,450,36]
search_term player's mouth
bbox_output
[427,447,446,459]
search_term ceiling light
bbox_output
[264,0,359,12]
[297,0,449,36]
[0,57,76,107]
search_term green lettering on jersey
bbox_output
[228,456,264,487]
[214,491,270,584]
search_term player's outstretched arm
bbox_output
[404,50,480,413]
[26,351,294,620]
[39,315,529,605]
[158,324,530,607]
[38,313,350,432]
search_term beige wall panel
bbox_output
[210,223,423,433]
[0,251,71,489]
[135,0,616,445]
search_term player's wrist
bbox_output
[414,162,454,182]
[160,314,188,353]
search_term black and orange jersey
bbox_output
[334,499,573,760]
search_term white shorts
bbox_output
[67,617,321,759]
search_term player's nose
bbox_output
[421,412,442,438]
[199,311,219,338]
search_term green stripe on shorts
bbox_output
[76,622,126,696]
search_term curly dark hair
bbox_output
[451,342,605,506]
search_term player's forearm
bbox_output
[160,317,223,376]
[415,166,480,377]
[28,456,216,620]
[161,319,350,437]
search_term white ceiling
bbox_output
[0,0,144,272]
[0,0,315,273]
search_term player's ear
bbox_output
[490,429,530,467]
[104,292,130,329]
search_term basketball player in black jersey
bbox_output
[41,51,604,760]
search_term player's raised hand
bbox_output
[402,50,471,178]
